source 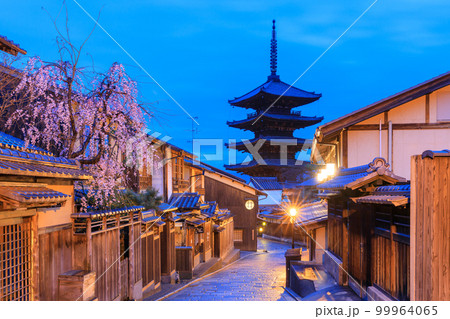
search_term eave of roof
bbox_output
[316,71,450,139]
[227,114,323,129]
[317,158,407,191]
[224,159,314,170]
[0,35,27,56]
[249,177,283,190]
[229,78,321,107]
[225,136,306,149]
[0,186,70,205]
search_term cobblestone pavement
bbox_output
[163,238,296,301]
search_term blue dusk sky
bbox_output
[1,0,450,175]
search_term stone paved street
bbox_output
[163,238,296,301]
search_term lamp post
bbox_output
[289,207,297,249]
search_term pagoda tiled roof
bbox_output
[227,112,323,129]
[226,136,306,149]
[249,177,283,190]
[225,158,314,170]
[229,78,321,108]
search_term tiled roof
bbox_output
[354,184,410,206]
[141,210,160,224]
[422,149,450,159]
[0,159,90,179]
[201,201,217,216]
[225,158,315,170]
[0,132,50,155]
[168,193,202,210]
[158,202,178,212]
[226,137,307,149]
[227,113,323,128]
[0,132,90,180]
[317,158,406,191]
[0,35,27,55]
[72,206,144,219]
[297,177,320,188]
[186,218,206,226]
[229,78,321,107]
[250,177,283,190]
[295,201,328,226]
[0,186,70,204]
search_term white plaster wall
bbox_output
[38,184,74,228]
[347,130,388,168]
[152,149,165,197]
[388,96,426,123]
[392,129,450,179]
[358,113,384,125]
[345,86,450,180]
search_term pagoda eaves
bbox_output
[227,112,323,131]
[228,77,321,109]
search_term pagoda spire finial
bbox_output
[269,19,279,81]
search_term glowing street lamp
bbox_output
[289,207,297,217]
[289,207,297,249]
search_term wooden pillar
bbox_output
[390,222,397,296]
[128,212,135,299]
[31,214,39,301]
[86,218,92,270]
[342,129,348,168]
[342,204,349,285]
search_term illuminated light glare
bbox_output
[259,227,263,232]
[325,163,336,176]
[317,171,326,182]
[262,222,266,226]
[289,207,297,217]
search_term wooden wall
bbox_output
[141,230,154,287]
[327,198,345,260]
[411,154,450,300]
[38,225,73,301]
[91,229,120,301]
[205,177,257,251]
[160,221,176,278]
[214,219,234,259]
[176,246,194,279]
[371,233,410,300]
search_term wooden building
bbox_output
[168,192,211,279]
[212,208,234,260]
[312,71,450,179]
[0,132,91,301]
[156,203,179,284]
[185,159,264,251]
[317,157,409,300]
[71,206,145,301]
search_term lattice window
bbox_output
[233,229,243,242]
[0,220,32,301]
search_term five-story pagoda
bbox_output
[225,20,323,182]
